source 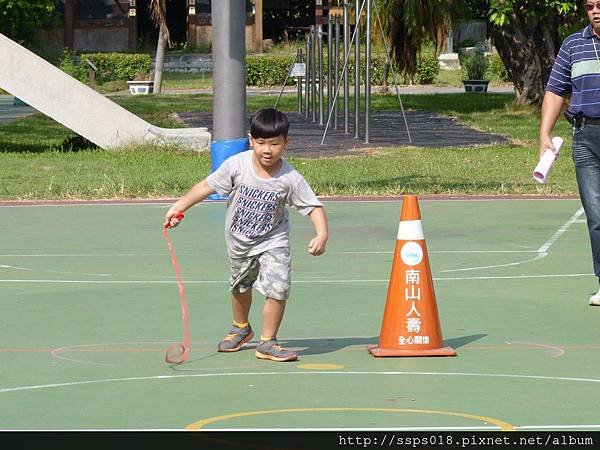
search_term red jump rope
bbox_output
[163,211,191,365]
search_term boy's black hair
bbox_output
[249,108,289,138]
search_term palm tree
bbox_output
[148,0,171,94]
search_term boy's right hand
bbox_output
[164,210,185,229]
[308,235,327,256]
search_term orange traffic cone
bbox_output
[368,195,456,357]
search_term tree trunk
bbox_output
[489,12,561,107]
[153,27,166,94]
[152,0,167,94]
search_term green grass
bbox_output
[0,144,208,200]
[0,92,576,200]
[95,72,214,94]
[160,72,213,90]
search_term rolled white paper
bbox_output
[533,136,564,183]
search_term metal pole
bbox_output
[334,16,340,129]
[212,0,246,141]
[311,25,317,123]
[365,0,371,144]
[297,48,303,114]
[354,0,362,139]
[318,25,324,125]
[321,0,366,145]
[372,0,412,143]
[343,1,350,134]
[274,52,297,110]
[305,35,310,118]
[327,17,333,120]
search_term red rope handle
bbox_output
[163,211,190,364]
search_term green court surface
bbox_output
[1,198,599,431]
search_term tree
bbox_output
[0,0,58,44]
[383,0,586,105]
[381,0,467,79]
[148,0,171,94]
[488,0,585,106]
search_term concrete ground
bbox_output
[177,109,510,157]
[0,95,35,125]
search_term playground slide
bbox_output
[0,33,210,151]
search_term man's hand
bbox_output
[539,135,557,158]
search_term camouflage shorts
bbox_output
[229,247,291,300]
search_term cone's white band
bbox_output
[397,220,424,240]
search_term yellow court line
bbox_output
[186,407,515,431]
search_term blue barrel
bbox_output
[208,137,249,200]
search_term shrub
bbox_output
[246,53,392,87]
[461,48,489,80]
[347,54,388,86]
[415,54,440,84]
[80,53,152,83]
[57,50,87,83]
[246,55,297,86]
[57,51,152,84]
[486,53,511,82]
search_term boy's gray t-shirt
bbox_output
[206,150,323,258]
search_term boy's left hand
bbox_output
[308,236,327,256]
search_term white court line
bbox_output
[0,273,595,284]
[0,250,538,257]
[0,273,596,284]
[0,264,110,277]
[0,197,581,209]
[0,254,173,257]
[0,208,589,281]
[537,207,585,254]
[2,370,600,394]
[333,250,537,254]
[439,254,547,273]
[440,207,586,273]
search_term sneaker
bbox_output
[217,324,254,352]
[590,289,600,306]
[255,338,298,362]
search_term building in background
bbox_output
[45,0,330,53]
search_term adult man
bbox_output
[540,0,600,306]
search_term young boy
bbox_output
[164,108,328,362]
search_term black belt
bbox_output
[564,112,600,126]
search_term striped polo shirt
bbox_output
[546,25,600,118]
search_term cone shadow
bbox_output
[284,337,379,356]
[444,334,487,349]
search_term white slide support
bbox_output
[0,33,211,151]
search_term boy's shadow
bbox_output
[282,334,487,356]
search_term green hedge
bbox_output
[246,54,297,86]
[55,51,440,87]
[81,52,152,83]
[57,51,152,84]
[246,53,439,86]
